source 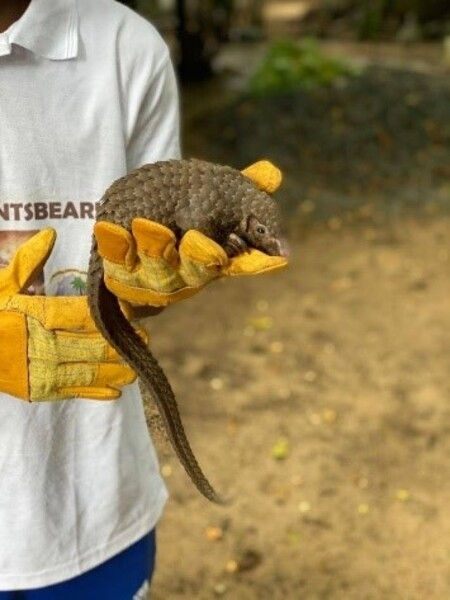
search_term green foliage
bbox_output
[356,0,450,38]
[248,38,359,97]
[358,0,391,40]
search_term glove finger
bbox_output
[55,362,136,390]
[224,249,288,276]
[0,294,96,332]
[58,386,122,400]
[0,229,56,296]
[92,362,136,387]
[178,230,228,287]
[94,222,137,271]
[132,218,179,267]
[56,329,147,363]
[29,355,136,400]
[27,315,139,365]
[57,329,148,363]
[179,230,228,268]
[8,296,98,332]
[6,295,133,334]
[241,160,282,194]
[103,274,203,306]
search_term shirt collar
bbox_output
[8,0,78,60]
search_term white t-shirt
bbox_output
[0,0,180,589]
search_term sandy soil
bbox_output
[141,40,450,599]
[147,211,450,599]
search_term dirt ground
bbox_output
[149,213,450,600]
[148,42,450,599]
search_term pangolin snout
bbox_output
[269,237,289,257]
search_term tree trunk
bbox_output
[175,0,214,82]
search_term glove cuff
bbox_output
[0,312,29,400]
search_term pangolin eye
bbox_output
[256,225,266,235]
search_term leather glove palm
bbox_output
[0,229,137,401]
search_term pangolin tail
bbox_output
[88,259,225,505]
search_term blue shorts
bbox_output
[0,530,156,600]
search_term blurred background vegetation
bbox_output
[117,0,450,82]
[115,0,450,228]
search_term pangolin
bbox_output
[87,158,286,504]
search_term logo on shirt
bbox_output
[0,200,100,221]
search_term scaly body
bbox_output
[87,158,284,503]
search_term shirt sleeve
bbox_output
[125,46,182,171]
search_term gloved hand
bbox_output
[94,160,288,308]
[0,229,138,401]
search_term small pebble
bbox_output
[298,500,311,514]
[290,475,304,487]
[269,341,284,354]
[304,370,318,383]
[248,316,274,330]
[395,489,410,502]
[309,412,321,426]
[358,503,370,515]
[277,388,291,400]
[356,476,369,489]
[206,526,224,542]
[225,559,238,573]
[322,409,337,424]
[213,582,228,596]
[271,438,290,460]
[210,378,224,391]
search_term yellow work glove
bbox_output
[0,229,137,401]
[94,160,288,308]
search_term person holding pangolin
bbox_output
[0,1,287,598]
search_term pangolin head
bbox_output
[237,161,288,257]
